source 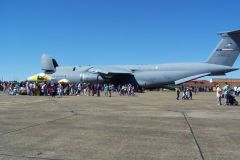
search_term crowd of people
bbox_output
[216,82,239,106]
[1,81,240,106]
[176,83,240,106]
[0,81,135,97]
[176,88,193,100]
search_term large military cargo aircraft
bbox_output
[41,29,240,89]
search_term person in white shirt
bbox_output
[216,85,222,105]
[237,86,240,96]
[234,86,238,96]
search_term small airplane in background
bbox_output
[39,29,240,89]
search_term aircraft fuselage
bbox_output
[49,62,236,88]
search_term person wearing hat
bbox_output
[216,84,222,105]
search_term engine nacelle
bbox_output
[80,72,103,83]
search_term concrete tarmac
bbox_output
[0,91,240,160]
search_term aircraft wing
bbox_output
[89,66,133,75]
[174,73,210,85]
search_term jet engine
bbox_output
[79,72,103,83]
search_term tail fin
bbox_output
[41,54,59,74]
[206,29,240,66]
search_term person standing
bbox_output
[108,83,113,97]
[104,84,108,96]
[77,82,82,95]
[234,86,238,96]
[223,82,231,105]
[91,84,96,96]
[237,86,240,96]
[57,83,63,97]
[97,83,101,97]
[216,85,222,105]
[189,89,192,100]
[26,81,30,95]
[176,88,180,100]
[29,82,33,96]
[182,88,186,100]
[87,83,91,96]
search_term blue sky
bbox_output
[0,0,240,81]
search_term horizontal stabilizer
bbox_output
[175,73,210,85]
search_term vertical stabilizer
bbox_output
[206,30,240,66]
[41,54,58,74]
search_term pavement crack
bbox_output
[182,111,205,160]
[0,152,65,160]
[0,113,77,136]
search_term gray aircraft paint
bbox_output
[40,29,240,89]
[206,30,240,66]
